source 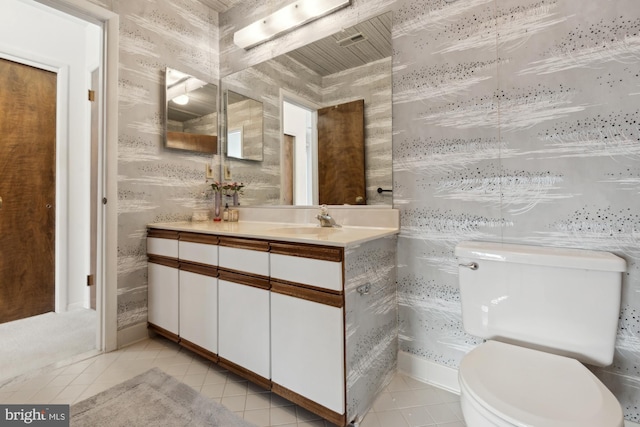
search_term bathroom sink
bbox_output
[269,226,341,235]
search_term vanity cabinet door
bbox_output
[218,278,270,382]
[179,269,217,355]
[271,290,345,417]
[147,230,180,338]
[148,261,179,337]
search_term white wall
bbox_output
[0,0,100,310]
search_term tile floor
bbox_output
[0,337,466,427]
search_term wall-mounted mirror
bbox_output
[225,90,264,161]
[165,68,218,153]
[221,12,392,206]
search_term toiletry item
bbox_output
[223,203,229,221]
[230,209,239,222]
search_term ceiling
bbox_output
[197,2,392,77]
[284,12,392,77]
[197,0,244,13]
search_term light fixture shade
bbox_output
[234,0,351,50]
[172,95,189,105]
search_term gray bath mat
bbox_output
[71,367,257,427]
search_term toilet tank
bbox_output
[455,241,626,367]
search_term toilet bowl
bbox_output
[458,341,623,427]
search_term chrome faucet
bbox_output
[316,205,340,228]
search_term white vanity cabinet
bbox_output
[177,233,219,358]
[147,230,219,360]
[146,224,398,427]
[269,242,347,425]
[147,229,180,339]
[217,237,272,389]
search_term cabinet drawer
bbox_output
[219,246,269,277]
[270,253,342,292]
[147,237,178,258]
[179,241,218,266]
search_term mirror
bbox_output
[165,68,218,153]
[225,90,264,161]
[221,12,392,206]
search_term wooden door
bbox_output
[317,99,365,205]
[0,59,57,324]
[282,134,294,205]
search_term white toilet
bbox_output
[455,241,626,427]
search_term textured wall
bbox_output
[106,0,221,332]
[345,236,398,421]
[220,0,640,420]
[392,0,640,421]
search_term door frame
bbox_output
[280,89,320,205]
[33,0,119,352]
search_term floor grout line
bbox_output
[0,336,465,427]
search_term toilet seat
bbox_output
[459,341,623,427]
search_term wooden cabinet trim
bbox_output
[179,338,218,363]
[179,261,218,278]
[270,276,342,296]
[270,242,343,262]
[179,232,219,245]
[148,254,179,269]
[218,357,271,391]
[218,237,270,252]
[271,280,344,308]
[218,269,270,290]
[147,229,179,239]
[148,323,179,343]
[271,383,347,427]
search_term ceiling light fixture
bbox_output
[172,95,189,105]
[233,0,351,50]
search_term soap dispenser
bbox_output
[223,203,229,221]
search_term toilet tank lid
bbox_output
[455,241,626,272]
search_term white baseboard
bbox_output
[398,350,640,426]
[397,350,460,394]
[116,322,149,349]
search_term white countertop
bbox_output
[148,220,399,247]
